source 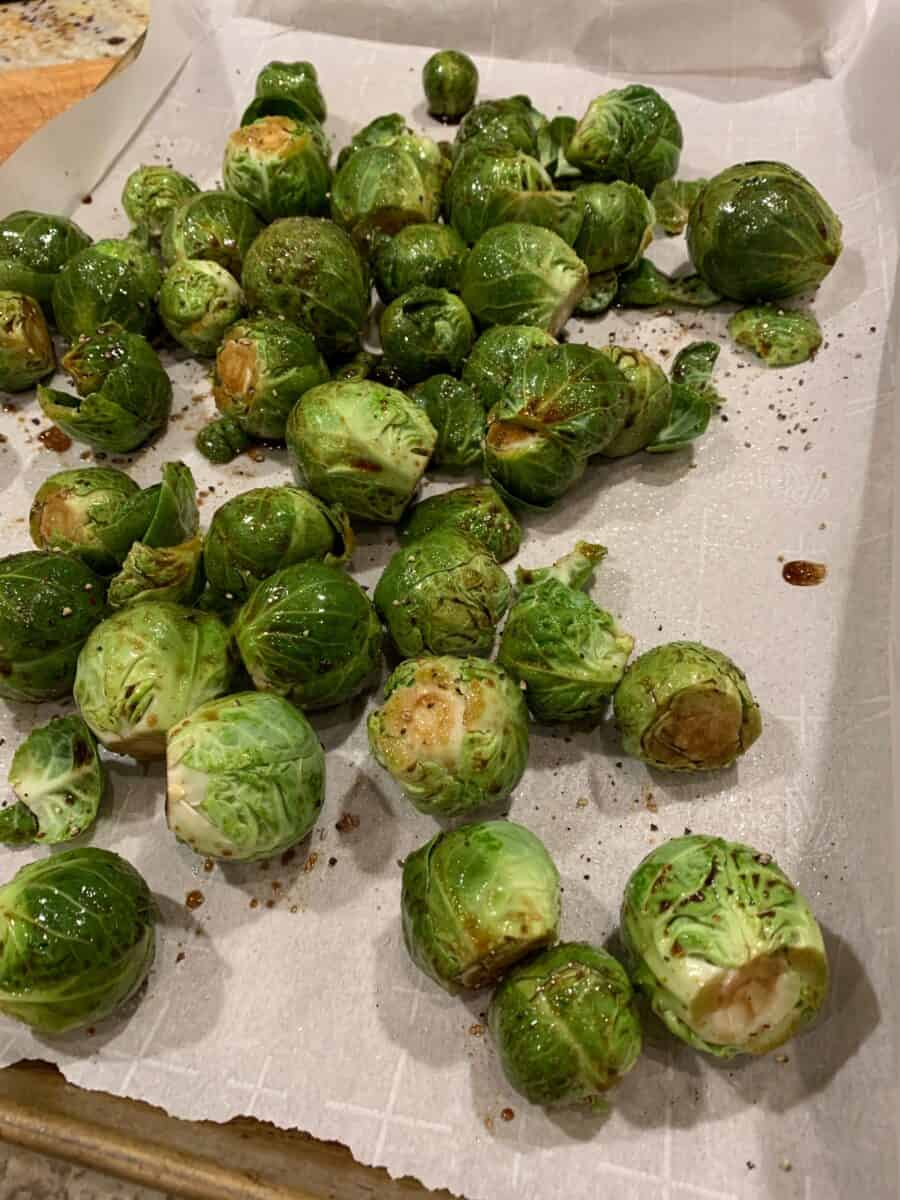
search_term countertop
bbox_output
[0,0,148,70]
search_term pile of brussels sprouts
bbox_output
[0,52,834,1100]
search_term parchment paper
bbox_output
[0,2,897,1198]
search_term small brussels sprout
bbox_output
[39,327,171,452]
[462,324,556,410]
[621,835,829,1057]
[615,258,721,308]
[401,820,561,991]
[0,551,108,702]
[423,50,478,122]
[598,345,672,457]
[159,259,244,356]
[195,415,252,464]
[0,210,92,306]
[380,287,474,383]
[650,177,706,236]
[29,467,146,572]
[108,536,204,610]
[455,96,546,158]
[574,270,618,318]
[286,380,436,523]
[398,484,521,562]
[489,943,642,1106]
[0,716,104,845]
[498,542,633,722]
[241,217,370,358]
[223,116,331,222]
[0,848,155,1033]
[204,486,352,602]
[331,145,438,252]
[573,181,655,274]
[254,60,327,124]
[728,305,822,367]
[374,529,510,658]
[122,165,199,237]
[213,316,328,441]
[368,656,528,817]
[687,162,842,301]
[161,190,263,276]
[567,84,683,193]
[75,602,234,759]
[337,116,448,208]
[234,562,382,710]
[409,374,484,470]
[483,420,585,510]
[166,691,325,861]
[372,223,468,304]
[0,291,55,391]
[614,641,762,770]
[461,223,588,335]
[51,245,156,341]
[92,235,163,299]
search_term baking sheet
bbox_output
[0,1,898,1198]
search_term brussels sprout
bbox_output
[159,259,244,357]
[456,96,546,158]
[75,602,234,759]
[286,380,436,523]
[337,116,449,207]
[409,374,483,470]
[29,467,146,572]
[51,245,156,341]
[380,287,474,383]
[331,145,438,252]
[615,258,721,308]
[0,551,108,702]
[462,324,556,410]
[423,50,478,122]
[0,291,55,391]
[728,305,822,367]
[401,820,561,991]
[0,716,104,845]
[573,181,655,274]
[373,223,468,304]
[39,327,171,452]
[204,486,352,602]
[497,542,633,722]
[234,562,382,710]
[0,210,92,306]
[92,234,163,299]
[122,166,200,238]
[368,656,527,817]
[483,420,585,510]
[574,270,619,318]
[223,116,331,222]
[489,942,642,1105]
[0,848,155,1033]
[614,641,762,770]
[166,691,324,861]
[398,484,521,562]
[598,345,671,457]
[196,415,252,464]
[374,529,510,658]
[241,217,370,358]
[687,162,842,301]
[161,190,263,276]
[108,536,204,610]
[651,177,706,236]
[621,835,829,1057]
[461,224,588,334]
[254,60,327,124]
[567,84,682,193]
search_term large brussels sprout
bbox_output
[462,324,556,410]
[29,467,146,572]
[0,848,155,1034]
[423,50,478,122]
[166,691,325,861]
[0,716,104,846]
[615,258,721,308]
[651,177,706,236]
[286,380,436,523]
[0,210,92,306]
[483,420,585,510]
[728,305,822,367]
[573,181,655,274]
[398,484,521,563]
[599,345,671,457]
[159,259,244,357]
[0,551,108,702]
[75,602,234,759]
[0,291,55,392]
[51,246,156,341]
[161,190,263,276]
[567,84,682,193]
[331,145,438,251]
[223,116,331,222]
[92,235,163,300]
[498,542,633,722]
[254,59,327,124]
[38,327,171,452]
[686,162,842,301]
[374,529,510,658]
[614,641,762,771]
[455,96,546,158]
[401,820,561,991]
[213,316,328,440]
[241,217,370,358]
[489,943,642,1106]
[460,224,588,335]
[195,415,252,464]
[204,485,352,602]
[234,562,382,710]
[122,165,199,237]
[380,287,474,383]
[369,656,527,818]
[621,835,829,1057]
[372,223,468,304]
[409,375,483,470]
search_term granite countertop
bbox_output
[0,0,149,70]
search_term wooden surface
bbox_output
[0,58,118,163]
